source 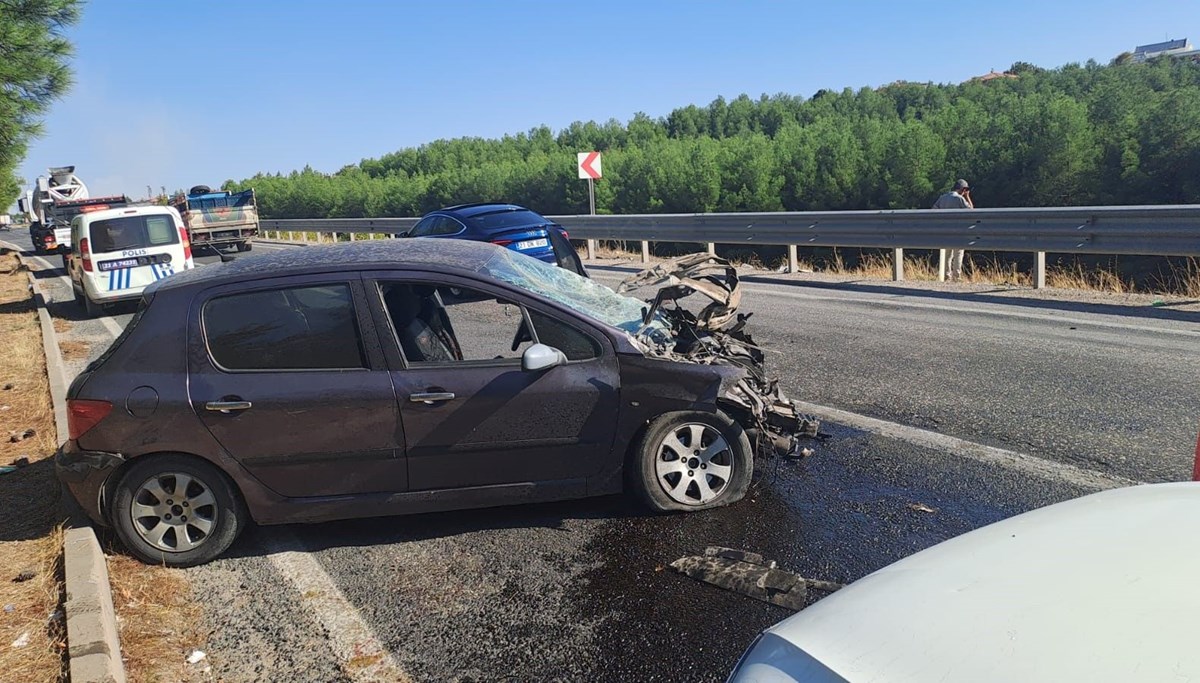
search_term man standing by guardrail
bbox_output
[933,179,973,281]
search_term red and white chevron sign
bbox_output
[577,151,602,180]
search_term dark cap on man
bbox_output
[954,179,970,191]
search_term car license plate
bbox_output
[515,238,548,250]
[99,258,140,271]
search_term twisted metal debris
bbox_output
[619,254,820,457]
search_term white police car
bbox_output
[68,205,194,316]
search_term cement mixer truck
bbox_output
[18,166,129,256]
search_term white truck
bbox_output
[17,166,129,256]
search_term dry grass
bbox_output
[1046,261,1135,293]
[51,319,71,334]
[1151,257,1200,299]
[57,341,89,361]
[0,252,68,682]
[105,554,207,683]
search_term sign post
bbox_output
[577,151,602,259]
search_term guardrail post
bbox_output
[707,243,716,256]
[892,248,904,281]
[787,245,798,273]
[938,249,947,282]
[641,240,650,263]
[1034,251,1046,289]
[586,239,596,260]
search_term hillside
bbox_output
[227,58,1200,219]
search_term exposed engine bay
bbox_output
[617,254,820,458]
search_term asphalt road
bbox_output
[5,231,1195,682]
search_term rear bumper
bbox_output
[191,229,257,246]
[55,440,124,525]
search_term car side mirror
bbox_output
[522,343,567,372]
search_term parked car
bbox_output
[65,205,195,317]
[405,203,587,276]
[727,482,1200,683]
[56,239,814,566]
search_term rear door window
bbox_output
[203,283,367,370]
[90,214,178,253]
[410,216,463,237]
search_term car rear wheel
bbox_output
[631,410,752,512]
[236,241,251,252]
[110,455,246,567]
[79,290,103,318]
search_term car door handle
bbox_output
[409,392,456,404]
[205,400,252,413]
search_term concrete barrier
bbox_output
[63,528,127,683]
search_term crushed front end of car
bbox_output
[618,254,820,458]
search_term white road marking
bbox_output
[261,530,412,683]
[792,399,1142,491]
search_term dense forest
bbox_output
[225,58,1200,219]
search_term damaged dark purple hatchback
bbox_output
[56,239,818,566]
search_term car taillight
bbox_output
[68,399,112,440]
[179,227,193,264]
[1192,428,1200,482]
[491,239,514,247]
[79,237,93,272]
[560,229,569,239]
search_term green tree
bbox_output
[0,0,82,205]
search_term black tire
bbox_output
[630,410,752,512]
[82,293,103,318]
[109,454,246,567]
[236,241,251,252]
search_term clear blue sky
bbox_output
[15,0,1200,200]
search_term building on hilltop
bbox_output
[967,70,1018,83]
[1132,38,1200,62]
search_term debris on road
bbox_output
[7,428,35,443]
[908,502,937,514]
[670,546,842,611]
[186,650,207,665]
[619,254,822,459]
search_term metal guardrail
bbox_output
[259,205,1200,287]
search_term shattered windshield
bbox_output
[478,249,670,338]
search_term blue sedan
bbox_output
[405,203,587,276]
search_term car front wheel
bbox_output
[110,455,246,567]
[631,410,752,512]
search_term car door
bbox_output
[364,271,620,492]
[187,274,407,498]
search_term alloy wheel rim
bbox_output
[654,423,733,505]
[130,472,218,553]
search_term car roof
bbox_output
[79,205,175,223]
[434,203,531,219]
[761,482,1200,682]
[148,238,502,294]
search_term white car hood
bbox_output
[759,483,1200,682]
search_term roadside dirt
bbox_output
[0,249,210,682]
[0,251,68,683]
